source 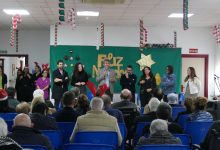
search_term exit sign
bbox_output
[189,48,198,53]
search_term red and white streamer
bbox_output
[101,22,104,47]
[212,25,220,44]
[54,23,58,46]
[143,27,148,44]
[67,8,76,30]
[140,19,144,48]
[10,14,21,47]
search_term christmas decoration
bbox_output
[42,63,50,74]
[212,25,220,44]
[10,14,21,48]
[101,22,104,47]
[174,31,177,48]
[54,23,58,46]
[75,56,80,61]
[136,53,155,70]
[143,27,148,44]
[145,43,174,48]
[183,0,189,30]
[64,63,68,67]
[69,56,73,60]
[140,19,144,49]
[67,8,76,30]
[64,55,68,60]
[16,30,18,52]
[58,0,65,22]
[96,27,99,50]
[69,50,73,53]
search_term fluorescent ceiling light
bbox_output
[168,13,194,18]
[77,11,99,17]
[3,9,30,15]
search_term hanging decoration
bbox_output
[96,27,99,50]
[54,23,58,46]
[10,14,21,48]
[101,22,104,47]
[67,8,76,30]
[143,27,148,44]
[58,0,65,23]
[139,19,144,49]
[16,30,19,52]
[183,0,189,30]
[174,31,177,48]
[212,25,220,44]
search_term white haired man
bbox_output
[70,97,122,146]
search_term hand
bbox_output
[75,82,81,86]
[81,82,85,85]
[125,73,129,78]
[146,88,152,92]
[27,74,31,78]
[54,78,62,82]
[140,80,145,84]
[19,76,23,79]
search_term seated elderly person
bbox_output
[70,97,122,146]
[0,118,22,150]
[16,102,31,114]
[189,96,213,121]
[0,89,15,113]
[167,93,182,107]
[137,119,181,146]
[7,113,53,150]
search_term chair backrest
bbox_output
[22,145,47,150]
[57,122,75,144]
[177,114,189,130]
[174,134,191,145]
[140,107,144,115]
[136,144,190,150]
[0,113,17,120]
[185,121,213,144]
[118,123,127,150]
[5,120,13,132]
[208,129,220,150]
[134,122,151,146]
[64,143,116,150]
[74,131,118,147]
[41,130,62,150]
[172,107,186,120]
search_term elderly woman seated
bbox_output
[137,119,181,146]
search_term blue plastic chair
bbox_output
[41,130,62,150]
[0,113,17,120]
[57,122,75,144]
[172,107,186,120]
[21,145,47,150]
[5,120,13,132]
[140,107,145,115]
[174,134,191,145]
[64,143,116,150]
[185,121,213,144]
[136,144,190,150]
[134,122,151,145]
[119,123,127,150]
[177,114,189,130]
[74,131,118,147]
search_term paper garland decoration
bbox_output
[143,27,148,44]
[212,25,220,44]
[174,31,177,48]
[10,14,21,48]
[101,23,104,47]
[54,23,58,46]
[96,27,100,50]
[140,19,144,49]
[183,0,189,30]
[67,8,76,29]
[58,0,65,22]
[16,30,18,52]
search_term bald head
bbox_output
[14,113,32,128]
[120,89,132,101]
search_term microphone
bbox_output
[214,74,220,78]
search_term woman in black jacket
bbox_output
[0,67,7,89]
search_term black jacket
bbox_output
[53,107,80,122]
[0,73,7,88]
[0,136,22,150]
[120,73,137,93]
[7,126,53,150]
[52,69,69,100]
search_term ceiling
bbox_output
[0,0,220,29]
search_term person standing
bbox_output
[184,67,201,99]
[15,69,23,102]
[0,67,7,90]
[96,58,116,100]
[32,63,42,83]
[161,65,176,102]
[139,66,156,107]
[52,60,69,110]
[120,65,137,103]
[71,62,88,94]
[36,70,50,100]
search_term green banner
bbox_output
[50,45,182,93]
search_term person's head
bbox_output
[70,87,80,98]
[6,87,15,98]
[90,97,104,111]
[194,97,208,111]
[156,102,172,120]
[35,65,41,73]
[16,102,31,114]
[32,102,49,115]
[0,118,8,137]
[120,89,132,101]
[153,88,164,100]
[42,70,49,78]
[14,113,32,128]
[31,96,45,111]
[78,94,89,109]
[62,91,76,107]
[166,65,173,75]
[73,62,85,75]
[126,65,133,75]
[57,60,64,69]
[103,58,110,69]
[184,97,195,112]
[101,94,112,109]
[33,89,44,99]
[0,89,9,111]
[187,67,197,78]
[142,66,154,78]
[148,97,161,112]
[23,67,29,74]
[167,93,178,105]
[150,119,168,135]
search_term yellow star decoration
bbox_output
[136,54,156,70]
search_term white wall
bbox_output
[50,25,216,99]
[0,29,50,71]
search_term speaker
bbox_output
[207,100,220,120]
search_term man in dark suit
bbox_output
[52,60,69,110]
[53,91,80,122]
[120,65,137,103]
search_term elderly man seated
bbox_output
[69,97,122,146]
[137,119,181,146]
